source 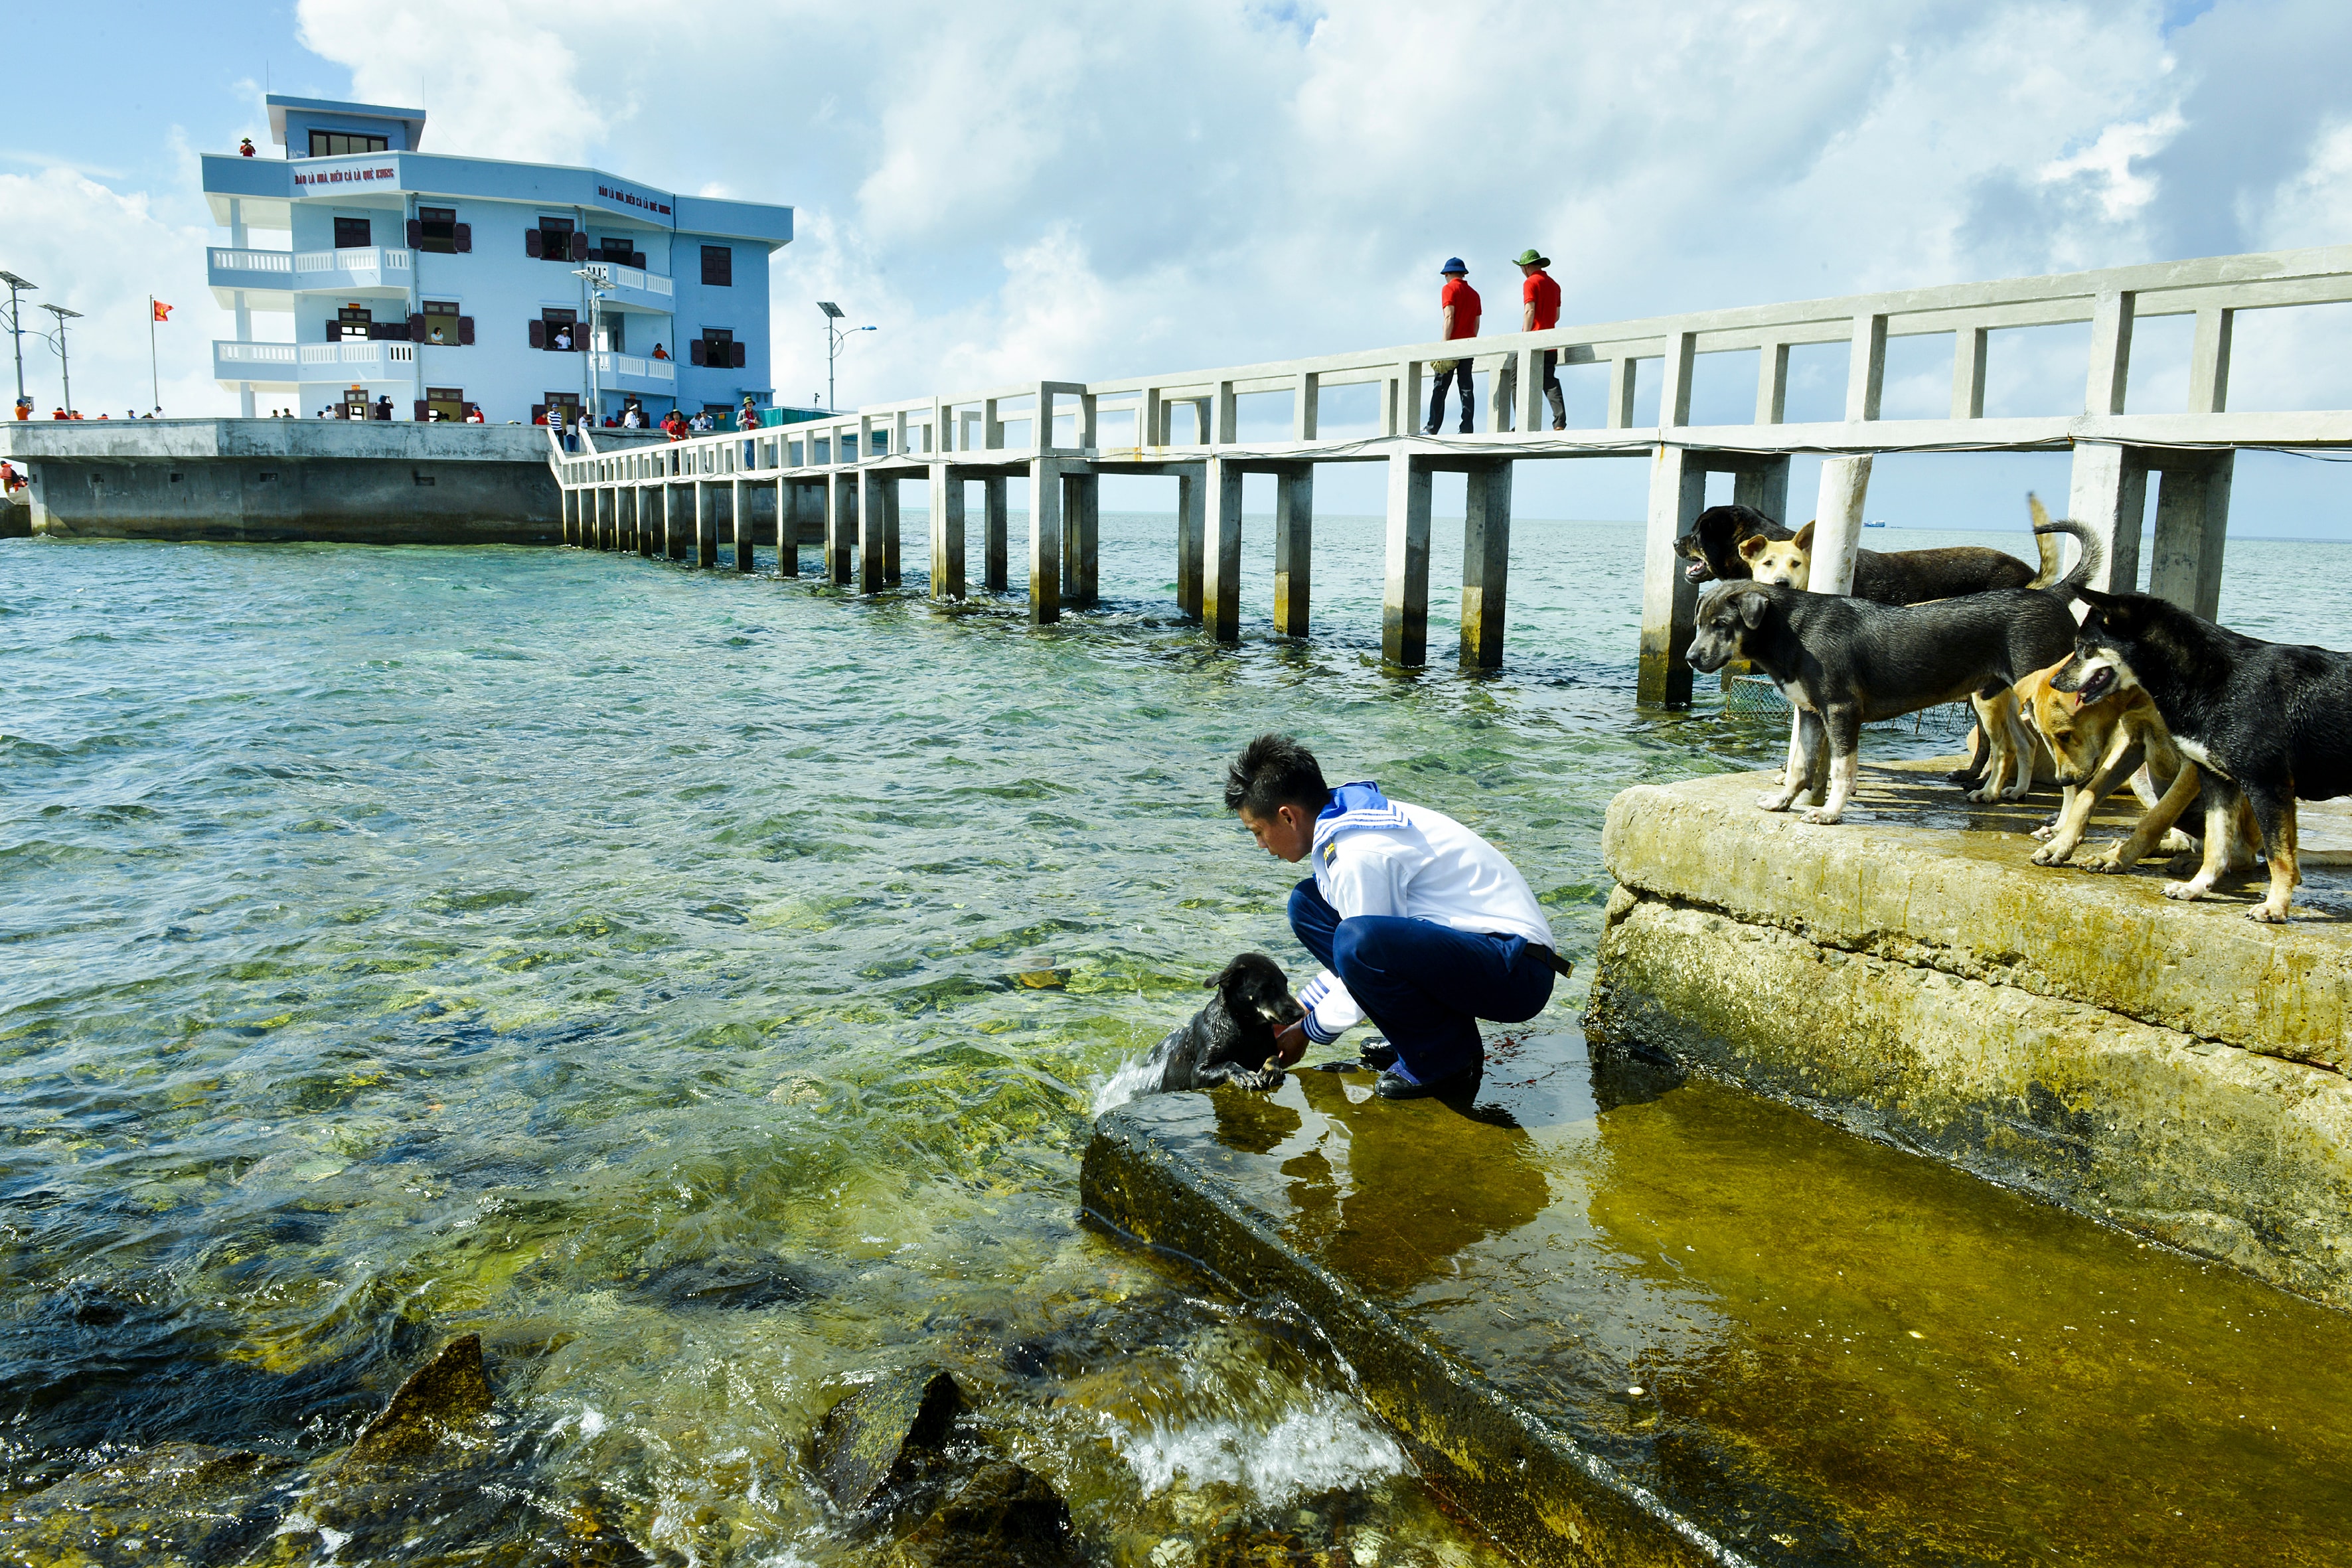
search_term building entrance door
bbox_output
[341,387,370,420]
[425,387,465,423]
[336,307,373,342]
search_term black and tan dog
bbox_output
[1685,520,2098,824]
[2059,589,2352,922]
[1143,953,1304,1093]
[1676,502,2055,603]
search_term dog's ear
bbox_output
[1737,534,1769,562]
[1737,588,1770,629]
[1204,955,1250,992]
[1793,520,1815,550]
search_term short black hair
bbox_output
[1224,734,1331,817]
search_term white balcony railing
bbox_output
[294,247,412,275]
[208,248,294,274]
[592,351,676,384]
[214,339,416,377]
[603,265,674,298]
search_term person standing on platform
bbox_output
[1223,733,1568,1101]
[1496,249,1567,432]
[1423,258,1481,435]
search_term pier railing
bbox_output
[549,244,2352,701]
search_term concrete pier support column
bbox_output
[2068,442,2149,593]
[858,471,889,595]
[882,479,902,587]
[1383,453,1433,666]
[825,472,854,586]
[695,481,718,568]
[562,489,578,546]
[665,485,686,561]
[1273,465,1312,637]
[1809,455,1874,597]
[1176,471,1205,617]
[773,478,796,577]
[2148,451,2234,618]
[1027,457,1064,624]
[1060,470,1099,607]
[1200,457,1246,643]
[632,487,649,556]
[732,478,754,572]
[1636,445,1706,706]
[1460,461,1514,668]
[929,465,965,600]
[1731,455,1792,528]
[982,477,1009,593]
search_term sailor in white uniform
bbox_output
[1224,733,1565,1099]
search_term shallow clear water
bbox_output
[0,516,2339,1564]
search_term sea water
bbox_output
[0,516,2338,1563]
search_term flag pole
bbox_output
[148,297,159,412]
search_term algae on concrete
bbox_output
[1084,1037,2352,1566]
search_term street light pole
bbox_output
[41,304,81,416]
[0,270,36,413]
[816,301,875,412]
[574,265,611,422]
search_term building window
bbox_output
[416,206,458,254]
[333,216,372,251]
[424,387,465,422]
[700,245,732,287]
[420,301,462,346]
[336,306,373,342]
[598,314,625,354]
[692,327,742,368]
[541,309,578,352]
[534,218,576,262]
[308,130,389,159]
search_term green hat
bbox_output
[1514,248,1549,268]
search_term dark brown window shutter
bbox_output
[569,234,589,262]
[457,316,474,345]
[414,400,429,421]
[326,320,341,342]
[453,223,471,252]
[689,339,707,366]
[406,219,423,248]
[629,251,646,270]
[524,228,542,259]
[408,313,426,340]
[529,319,546,350]
[730,341,746,368]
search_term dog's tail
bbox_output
[2025,494,2063,587]
[2029,493,2103,593]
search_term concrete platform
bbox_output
[0,420,562,544]
[1083,1037,2352,1567]
[1588,761,2352,1310]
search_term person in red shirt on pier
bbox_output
[1497,248,1567,432]
[1423,258,1480,435]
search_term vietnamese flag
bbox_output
[151,301,173,322]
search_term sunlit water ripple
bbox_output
[0,516,2336,1563]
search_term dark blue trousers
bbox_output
[1288,880,1554,1085]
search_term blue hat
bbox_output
[1440,257,1467,274]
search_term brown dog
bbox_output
[2013,658,2255,873]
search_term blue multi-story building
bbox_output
[201,96,793,424]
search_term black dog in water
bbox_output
[1149,953,1303,1094]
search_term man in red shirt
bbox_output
[1495,248,1567,432]
[1424,258,1480,435]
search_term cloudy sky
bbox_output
[9,0,2352,530]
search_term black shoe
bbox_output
[1375,1063,1482,1101]
[1358,1041,1397,1071]
[1421,424,1440,436]
[1457,425,1474,435]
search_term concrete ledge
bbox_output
[1083,1087,1751,1568]
[1590,765,2352,1309]
[1601,767,2351,1070]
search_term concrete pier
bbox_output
[1085,1031,2352,1566]
[3,419,563,544]
[1587,761,2352,1310]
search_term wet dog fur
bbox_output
[2059,588,2352,922]
[1676,502,2054,603]
[1684,520,2100,824]
[1148,953,1304,1093]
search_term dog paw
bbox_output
[2029,824,2056,842]
[1964,786,1996,804]
[1798,807,1843,825]
[1231,1066,1286,1092]
[2162,880,2208,902]
[2080,848,2124,873]
[1757,793,1794,813]
[2247,903,2290,924]
[2156,831,2197,854]
[2029,844,2071,867]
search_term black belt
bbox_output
[1533,945,1575,978]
